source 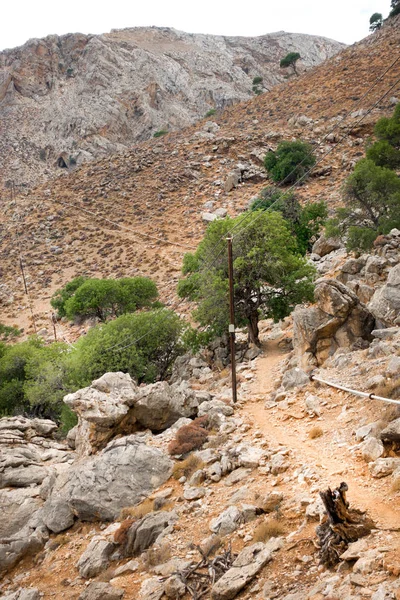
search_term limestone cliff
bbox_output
[0,27,344,188]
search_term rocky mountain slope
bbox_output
[0,27,344,190]
[0,18,398,337]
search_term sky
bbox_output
[0,0,393,51]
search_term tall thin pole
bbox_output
[227,237,237,404]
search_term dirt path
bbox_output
[239,340,400,529]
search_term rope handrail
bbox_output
[310,374,400,406]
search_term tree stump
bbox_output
[316,482,374,567]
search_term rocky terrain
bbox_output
[0,26,344,189]
[0,229,400,600]
[0,15,400,600]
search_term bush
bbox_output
[252,76,263,85]
[264,140,316,185]
[0,323,22,342]
[168,416,209,456]
[205,108,216,117]
[366,140,400,169]
[172,454,205,479]
[51,276,88,318]
[68,308,187,387]
[153,130,168,138]
[252,519,285,542]
[52,276,158,321]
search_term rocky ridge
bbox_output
[0,26,344,189]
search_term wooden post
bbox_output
[227,237,237,404]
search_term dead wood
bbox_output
[170,544,236,600]
[316,482,374,568]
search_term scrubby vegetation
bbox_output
[250,187,327,254]
[168,416,210,456]
[0,308,191,428]
[178,212,315,345]
[264,140,316,184]
[325,104,400,251]
[51,276,158,321]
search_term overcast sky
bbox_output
[0,0,392,51]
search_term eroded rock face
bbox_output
[41,436,173,528]
[293,279,375,366]
[368,263,400,327]
[64,373,210,455]
[0,28,344,189]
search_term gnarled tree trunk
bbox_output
[316,482,374,568]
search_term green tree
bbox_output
[365,104,400,168]
[51,276,88,317]
[177,213,315,346]
[390,0,400,16]
[250,187,327,254]
[68,309,187,386]
[264,140,316,185]
[325,158,400,250]
[53,276,158,321]
[280,52,301,76]
[369,12,383,31]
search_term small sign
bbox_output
[229,324,235,333]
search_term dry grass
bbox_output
[200,534,222,557]
[253,519,286,542]
[97,567,115,582]
[309,426,324,439]
[376,376,400,400]
[172,454,205,480]
[143,543,171,568]
[206,432,229,448]
[119,498,155,520]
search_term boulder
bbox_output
[1,590,41,600]
[380,418,400,443]
[209,506,243,535]
[0,522,49,577]
[117,511,177,557]
[78,582,125,600]
[0,488,43,538]
[132,381,201,431]
[312,236,342,257]
[369,458,400,478]
[64,372,138,456]
[355,421,385,441]
[368,264,400,326]
[42,436,172,527]
[211,543,272,600]
[281,368,309,390]
[224,170,241,193]
[76,536,115,578]
[293,279,375,366]
[359,437,384,463]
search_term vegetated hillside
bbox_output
[0,18,399,338]
[0,27,344,189]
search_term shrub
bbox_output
[264,140,316,185]
[172,454,205,479]
[366,140,400,169]
[143,544,171,568]
[168,416,210,456]
[153,130,168,138]
[309,426,324,439]
[205,108,216,117]
[252,519,285,542]
[0,323,22,341]
[51,276,88,318]
[68,308,186,386]
[119,498,155,520]
[252,76,263,85]
[389,0,400,17]
[51,276,158,321]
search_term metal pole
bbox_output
[227,237,237,404]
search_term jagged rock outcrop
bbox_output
[0,27,344,189]
[368,263,400,327]
[65,372,211,456]
[41,435,173,528]
[293,279,375,366]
